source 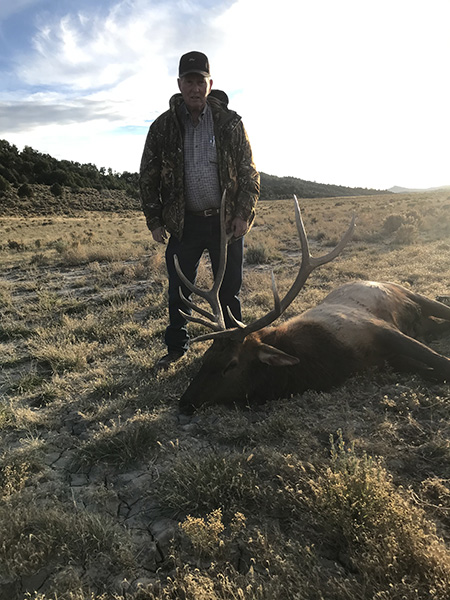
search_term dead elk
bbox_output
[175,195,450,414]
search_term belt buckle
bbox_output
[204,208,214,217]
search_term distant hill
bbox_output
[389,185,450,194]
[0,138,387,215]
[260,172,386,200]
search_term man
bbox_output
[139,51,260,370]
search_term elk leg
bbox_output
[408,291,450,321]
[388,354,435,380]
[420,317,450,341]
[381,328,450,382]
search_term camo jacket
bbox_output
[139,91,260,240]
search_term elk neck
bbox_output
[247,319,361,400]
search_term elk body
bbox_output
[176,195,450,414]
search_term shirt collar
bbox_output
[182,102,209,122]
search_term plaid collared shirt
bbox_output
[182,103,222,212]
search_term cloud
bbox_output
[1,0,237,173]
[2,0,449,187]
[2,0,237,136]
[5,0,235,133]
[0,98,125,132]
[0,0,46,22]
[17,0,232,90]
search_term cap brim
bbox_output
[179,70,210,78]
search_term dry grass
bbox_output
[1,190,450,599]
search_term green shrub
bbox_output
[394,223,418,245]
[383,213,404,233]
[245,242,270,264]
[50,182,64,197]
[0,174,10,193]
[307,430,450,594]
[18,183,33,198]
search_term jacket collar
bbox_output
[169,91,240,129]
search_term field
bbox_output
[1,190,450,599]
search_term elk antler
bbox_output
[176,194,356,343]
[231,195,356,340]
[174,190,235,333]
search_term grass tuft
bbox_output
[76,410,168,467]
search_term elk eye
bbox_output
[222,358,238,376]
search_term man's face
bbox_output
[178,73,212,114]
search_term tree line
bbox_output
[0,139,386,203]
[0,139,139,199]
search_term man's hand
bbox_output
[151,226,168,244]
[230,217,248,239]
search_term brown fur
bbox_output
[179,281,450,414]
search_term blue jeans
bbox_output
[165,213,244,353]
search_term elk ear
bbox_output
[256,343,300,367]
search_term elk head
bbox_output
[175,192,356,414]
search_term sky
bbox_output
[0,0,449,191]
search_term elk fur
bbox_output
[179,280,450,414]
[176,195,450,414]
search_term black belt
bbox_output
[186,207,220,217]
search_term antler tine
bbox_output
[276,195,356,312]
[197,195,356,343]
[177,288,223,331]
[174,190,232,332]
[226,306,246,329]
[270,270,282,315]
[242,195,355,334]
